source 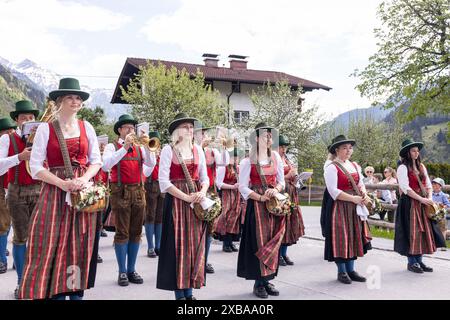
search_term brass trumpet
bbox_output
[148,137,160,152]
[128,133,160,152]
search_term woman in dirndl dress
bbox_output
[278,135,305,266]
[156,113,209,300]
[214,147,242,253]
[320,135,372,284]
[394,139,446,273]
[237,122,286,299]
[18,78,102,300]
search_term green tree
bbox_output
[353,0,449,122]
[78,105,114,139]
[241,80,325,176]
[120,62,227,142]
[325,113,407,169]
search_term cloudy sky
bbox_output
[0,0,383,119]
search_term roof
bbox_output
[111,57,332,104]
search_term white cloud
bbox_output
[140,0,382,115]
[0,0,131,85]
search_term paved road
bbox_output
[1,207,449,300]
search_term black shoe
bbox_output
[186,295,197,300]
[97,255,103,263]
[407,263,424,273]
[0,262,6,274]
[419,262,433,272]
[127,271,144,284]
[100,229,108,237]
[337,272,352,284]
[147,248,157,258]
[282,255,294,266]
[118,273,129,286]
[154,248,160,256]
[205,263,215,274]
[347,271,366,282]
[279,255,287,266]
[222,246,232,253]
[253,285,268,299]
[176,297,186,300]
[230,243,239,252]
[264,282,280,296]
[14,286,19,300]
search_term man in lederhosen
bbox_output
[102,114,155,286]
[0,100,41,298]
[0,117,17,275]
[143,131,165,258]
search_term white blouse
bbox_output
[158,144,209,193]
[29,121,103,179]
[397,164,431,195]
[238,151,285,201]
[0,128,22,176]
[102,138,156,172]
[324,159,366,200]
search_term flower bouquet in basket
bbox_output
[71,181,110,213]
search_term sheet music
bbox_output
[136,122,149,137]
[97,134,109,145]
[21,121,44,137]
[297,171,313,182]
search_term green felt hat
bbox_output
[10,100,40,120]
[168,113,199,135]
[399,138,424,157]
[279,135,290,146]
[49,78,89,101]
[328,134,356,154]
[114,114,138,135]
[0,117,17,131]
[149,131,161,139]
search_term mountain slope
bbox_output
[0,62,46,116]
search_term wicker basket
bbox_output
[71,193,107,213]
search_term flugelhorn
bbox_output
[148,137,160,152]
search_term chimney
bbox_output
[202,53,219,67]
[228,54,248,70]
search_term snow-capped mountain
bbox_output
[0,56,128,121]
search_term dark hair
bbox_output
[374,173,383,182]
[401,150,425,180]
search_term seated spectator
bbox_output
[373,173,392,221]
[363,166,376,184]
[382,167,398,204]
[432,178,449,249]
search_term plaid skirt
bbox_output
[214,188,241,241]
[156,180,207,291]
[282,182,305,245]
[19,167,98,299]
[331,192,372,260]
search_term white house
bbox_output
[111,54,331,125]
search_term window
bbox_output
[234,110,249,124]
[231,81,240,93]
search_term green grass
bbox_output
[371,226,450,247]
[370,226,395,240]
[299,200,322,206]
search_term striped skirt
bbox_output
[282,182,305,245]
[237,186,286,279]
[19,167,98,300]
[331,193,372,260]
[394,194,442,256]
[214,188,241,240]
[156,180,207,291]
